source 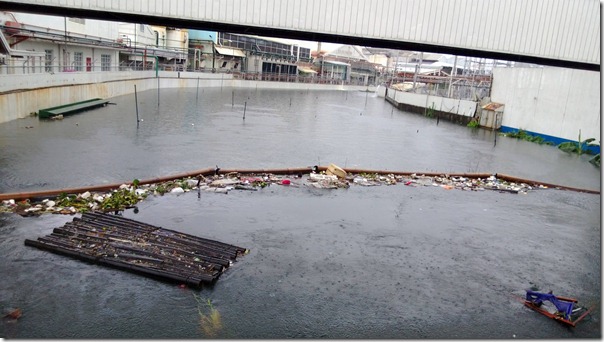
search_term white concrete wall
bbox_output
[0,71,156,92]
[6,0,599,66]
[6,12,119,40]
[119,23,159,48]
[491,67,600,142]
[0,71,372,123]
[389,89,477,117]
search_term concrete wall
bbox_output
[0,71,372,123]
[490,67,600,143]
[5,12,120,39]
[385,88,477,121]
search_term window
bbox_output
[221,61,227,68]
[101,54,111,71]
[74,52,83,71]
[45,49,53,72]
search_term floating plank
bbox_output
[24,212,248,287]
[38,98,110,118]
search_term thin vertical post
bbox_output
[232,90,235,107]
[157,76,160,107]
[243,101,247,120]
[134,85,139,128]
[494,114,498,147]
[196,77,200,102]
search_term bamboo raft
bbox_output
[24,212,248,287]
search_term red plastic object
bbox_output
[281,179,291,185]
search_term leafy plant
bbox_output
[154,184,168,195]
[557,130,599,156]
[425,103,435,118]
[56,193,89,212]
[589,154,600,167]
[502,129,553,146]
[100,188,144,211]
[467,120,479,128]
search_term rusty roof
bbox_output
[482,102,504,111]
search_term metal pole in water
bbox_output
[494,114,498,147]
[134,85,139,128]
[289,98,292,106]
[232,90,234,107]
[243,101,247,120]
[196,77,200,102]
[157,76,160,107]
[364,90,368,108]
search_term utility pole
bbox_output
[448,55,458,98]
[209,35,216,72]
[412,52,423,91]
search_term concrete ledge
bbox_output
[385,96,474,125]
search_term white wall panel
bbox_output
[492,67,600,142]
[9,0,600,65]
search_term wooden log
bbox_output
[83,212,247,257]
[25,211,247,287]
[63,221,234,267]
[52,226,226,271]
[25,238,214,286]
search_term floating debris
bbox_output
[24,212,248,287]
[523,290,596,327]
[0,166,595,217]
[3,308,22,320]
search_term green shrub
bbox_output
[467,120,479,128]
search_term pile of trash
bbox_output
[0,164,548,217]
[401,174,543,193]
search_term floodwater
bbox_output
[0,87,600,338]
[0,87,599,192]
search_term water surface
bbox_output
[0,87,600,338]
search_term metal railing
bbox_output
[0,58,492,98]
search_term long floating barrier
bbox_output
[0,166,599,202]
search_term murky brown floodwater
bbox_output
[0,87,600,338]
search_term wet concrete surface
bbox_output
[0,88,601,338]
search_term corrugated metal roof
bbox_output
[16,0,600,67]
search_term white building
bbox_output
[0,11,189,74]
[0,12,121,74]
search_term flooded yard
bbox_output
[0,87,600,338]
